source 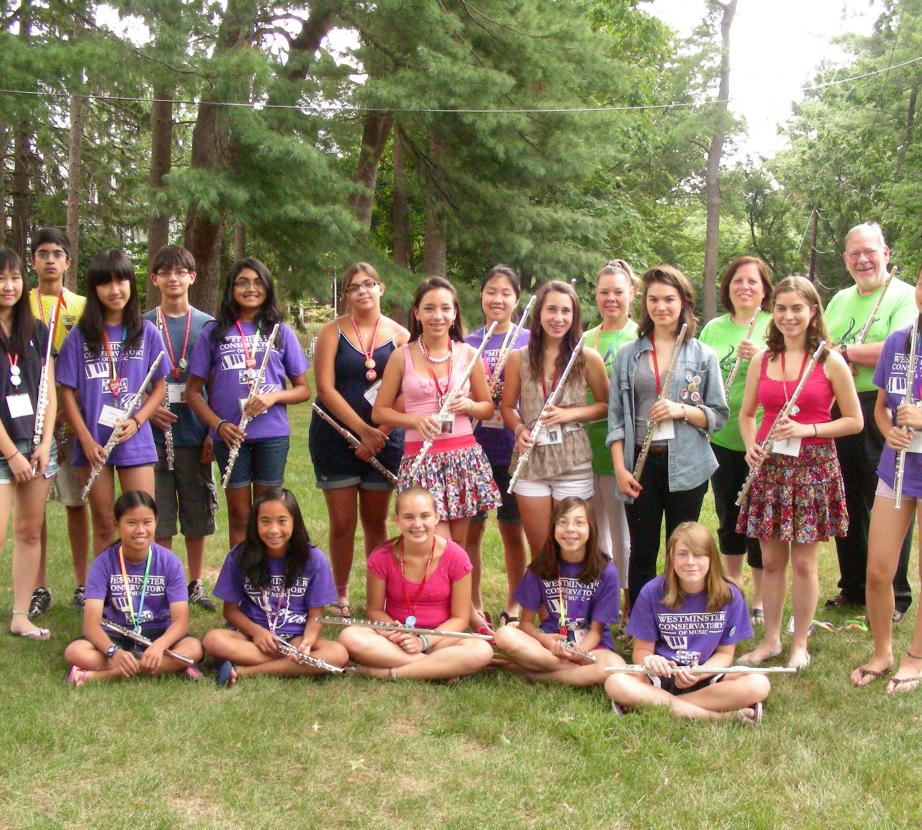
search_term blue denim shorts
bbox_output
[0,438,59,484]
[213,436,289,490]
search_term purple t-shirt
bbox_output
[627,576,752,666]
[56,321,172,467]
[513,559,620,650]
[85,541,187,631]
[213,543,337,636]
[465,326,530,466]
[874,325,922,499]
[188,321,308,442]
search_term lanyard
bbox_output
[34,290,66,344]
[556,569,568,636]
[351,315,381,381]
[259,583,291,635]
[593,324,630,367]
[157,308,193,380]
[650,339,679,396]
[6,352,21,387]
[235,321,258,369]
[102,327,128,398]
[118,545,153,633]
[540,368,560,403]
[780,351,809,411]
[397,537,436,627]
[419,339,453,405]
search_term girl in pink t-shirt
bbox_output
[338,488,494,680]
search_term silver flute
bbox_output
[82,352,165,501]
[163,395,175,471]
[736,340,827,506]
[406,320,497,478]
[31,302,59,475]
[472,295,536,430]
[315,615,494,641]
[101,619,195,665]
[560,641,597,663]
[723,313,758,396]
[894,320,918,509]
[632,322,688,481]
[271,632,349,673]
[508,338,585,493]
[311,403,397,485]
[605,664,797,675]
[221,323,280,489]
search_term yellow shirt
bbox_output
[29,287,86,351]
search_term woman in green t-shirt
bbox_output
[583,260,638,617]
[699,256,773,625]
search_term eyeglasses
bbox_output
[846,248,882,261]
[233,279,266,290]
[346,280,379,294]
[554,518,589,530]
[155,269,191,279]
[35,249,67,261]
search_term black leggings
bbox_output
[710,442,763,568]
[625,448,707,608]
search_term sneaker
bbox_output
[28,587,52,619]
[188,580,217,612]
[824,592,864,610]
[71,585,86,608]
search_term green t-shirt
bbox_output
[824,278,917,393]
[584,320,639,474]
[698,311,771,452]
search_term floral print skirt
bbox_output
[399,443,502,522]
[736,441,848,544]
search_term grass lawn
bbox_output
[1,401,920,829]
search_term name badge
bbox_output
[7,394,34,419]
[439,412,454,435]
[481,407,504,429]
[772,437,802,457]
[99,404,126,428]
[363,379,382,406]
[651,419,675,442]
[908,431,922,454]
[167,383,186,404]
[536,425,563,446]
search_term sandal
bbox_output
[886,675,921,695]
[215,660,238,687]
[498,610,519,627]
[750,608,764,625]
[9,611,51,641]
[850,665,890,687]
[327,602,352,618]
[67,665,89,687]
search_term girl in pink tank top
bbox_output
[736,276,862,671]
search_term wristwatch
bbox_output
[105,644,120,660]
[841,343,850,364]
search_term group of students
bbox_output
[3,219,922,718]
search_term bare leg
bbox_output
[604,673,757,721]
[184,536,206,582]
[494,626,622,686]
[64,637,203,682]
[738,539,788,664]
[851,495,912,684]
[67,504,91,585]
[85,467,118,555]
[116,465,155,498]
[203,629,348,678]
[466,520,487,612]
[515,493,553,558]
[10,477,54,636]
[322,487,360,605]
[751,566,764,611]
[886,502,922,694]
[788,542,819,666]
[498,520,527,616]
[357,488,392,555]
[224,486,253,547]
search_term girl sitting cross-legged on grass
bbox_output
[492,497,625,685]
[338,487,495,680]
[604,522,770,723]
[64,491,203,685]
[203,488,349,686]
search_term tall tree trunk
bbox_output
[349,112,392,229]
[65,88,84,291]
[147,82,173,309]
[10,0,33,261]
[0,126,8,244]
[702,0,736,322]
[392,130,411,268]
[422,133,447,276]
[234,223,246,259]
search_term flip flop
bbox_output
[327,602,352,618]
[850,665,890,687]
[736,645,781,667]
[886,675,921,695]
[67,665,89,687]
[9,626,51,641]
[498,611,519,627]
[750,608,764,625]
[215,660,238,687]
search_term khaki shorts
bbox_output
[51,433,87,508]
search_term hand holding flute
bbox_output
[893,321,919,508]
[724,313,758,395]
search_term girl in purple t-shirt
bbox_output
[604,522,769,723]
[185,259,311,547]
[57,250,170,556]
[493,497,624,685]
[338,487,494,681]
[203,488,348,686]
[64,491,203,685]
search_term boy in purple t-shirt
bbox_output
[605,522,770,723]
[64,492,203,685]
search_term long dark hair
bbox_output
[408,277,465,342]
[527,280,584,380]
[764,276,829,362]
[235,488,312,589]
[637,265,697,340]
[78,249,143,354]
[528,497,606,584]
[212,258,283,343]
[0,246,35,355]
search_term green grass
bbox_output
[1,402,920,829]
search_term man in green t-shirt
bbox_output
[823,222,915,619]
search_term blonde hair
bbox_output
[662,522,734,612]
